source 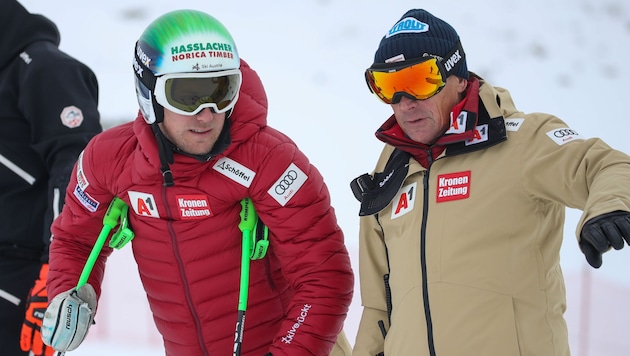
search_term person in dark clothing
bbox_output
[0,1,102,355]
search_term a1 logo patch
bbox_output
[128,191,160,218]
[465,124,488,146]
[436,171,471,203]
[391,182,417,220]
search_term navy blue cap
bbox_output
[373,9,468,79]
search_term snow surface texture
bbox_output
[18,0,630,354]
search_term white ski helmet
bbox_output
[133,9,241,124]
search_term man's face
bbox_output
[159,107,226,156]
[391,76,468,145]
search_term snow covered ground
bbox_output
[18,0,630,354]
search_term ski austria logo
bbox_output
[391,182,417,220]
[546,128,584,146]
[76,151,89,191]
[127,191,160,218]
[386,17,429,38]
[436,171,471,203]
[268,163,308,206]
[176,195,212,219]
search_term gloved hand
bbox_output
[579,211,630,268]
[20,264,54,356]
[41,283,97,352]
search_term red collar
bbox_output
[375,77,481,167]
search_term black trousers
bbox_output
[0,256,41,355]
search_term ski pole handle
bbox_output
[238,198,255,310]
[234,198,256,356]
[76,197,126,289]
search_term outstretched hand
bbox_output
[580,211,630,268]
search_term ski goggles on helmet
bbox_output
[154,69,242,115]
[365,56,447,104]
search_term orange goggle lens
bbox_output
[365,57,446,104]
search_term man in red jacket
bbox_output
[40,9,353,356]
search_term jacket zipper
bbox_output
[162,187,210,355]
[421,153,437,356]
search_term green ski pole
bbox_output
[75,197,128,289]
[233,198,256,356]
[56,197,133,356]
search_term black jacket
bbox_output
[0,1,102,261]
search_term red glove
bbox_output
[20,264,55,356]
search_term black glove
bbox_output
[579,211,630,268]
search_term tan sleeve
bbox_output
[518,114,630,239]
[352,215,389,356]
[329,330,352,356]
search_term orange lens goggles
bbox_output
[365,57,447,104]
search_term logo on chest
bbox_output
[176,195,212,219]
[128,191,160,218]
[436,171,471,203]
[391,182,417,220]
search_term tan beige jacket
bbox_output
[352,79,630,356]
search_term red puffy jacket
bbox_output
[48,60,354,356]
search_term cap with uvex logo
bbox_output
[373,9,468,79]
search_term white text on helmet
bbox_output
[136,45,151,66]
[133,57,143,78]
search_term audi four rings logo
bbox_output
[268,163,308,206]
[553,129,579,138]
[275,170,299,195]
[546,127,583,146]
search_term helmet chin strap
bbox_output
[150,116,233,187]
[151,123,175,187]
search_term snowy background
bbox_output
[19,0,630,354]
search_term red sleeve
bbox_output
[47,136,115,302]
[250,140,354,355]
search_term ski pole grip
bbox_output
[239,198,257,232]
[103,197,126,228]
[75,197,125,289]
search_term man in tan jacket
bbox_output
[351,8,630,356]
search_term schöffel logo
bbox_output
[546,128,584,146]
[505,118,525,132]
[436,171,471,203]
[386,17,429,38]
[213,157,256,188]
[268,163,308,206]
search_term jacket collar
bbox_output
[375,76,507,168]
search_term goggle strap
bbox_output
[133,41,157,91]
[440,40,466,77]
